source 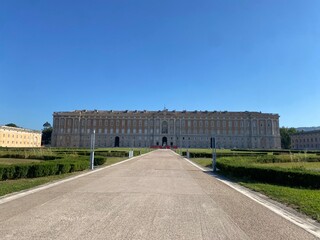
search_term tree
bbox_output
[5,123,19,128]
[41,122,53,146]
[280,127,297,149]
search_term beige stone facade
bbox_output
[291,130,320,150]
[0,126,42,148]
[52,109,281,149]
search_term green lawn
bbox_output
[190,158,213,168]
[254,162,320,171]
[0,158,43,165]
[240,181,320,222]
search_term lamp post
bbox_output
[212,137,217,172]
[90,130,95,170]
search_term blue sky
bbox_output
[1,0,319,130]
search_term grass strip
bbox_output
[240,182,320,222]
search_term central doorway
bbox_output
[114,136,120,147]
[162,136,167,147]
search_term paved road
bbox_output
[0,150,318,239]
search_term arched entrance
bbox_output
[114,136,120,147]
[162,136,167,147]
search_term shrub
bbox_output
[70,161,88,172]
[28,163,59,178]
[14,165,29,178]
[58,163,71,174]
[94,157,106,166]
[2,165,15,180]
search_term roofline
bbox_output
[0,126,41,133]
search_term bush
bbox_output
[14,165,29,178]
[94,157,107,166]
[70,161,88,172]
[0,160,89,180]
[2,165,15,180]
[28,163,59,178]
[58,163,71,174]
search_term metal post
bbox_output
[212,137,216,172]
[90,130,95,170]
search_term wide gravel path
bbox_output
[0,149,318,240]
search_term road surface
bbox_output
[0,150,318,239]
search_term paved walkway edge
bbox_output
[173,151,320,239]
[0,150,154,205]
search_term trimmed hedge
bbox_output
[0,153,60,160]
[94,157,107,166]
[0,160,89,180]
[217,160,320,189]
[182,151,268,158]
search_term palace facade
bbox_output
[0,126,42,148]
[51,109,281,149]
[291,130,320,150]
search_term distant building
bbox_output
[52,109,281,149]
[291,130,320,150]
[0,126,42,148]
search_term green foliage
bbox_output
[58,163,71,174]
[280,127,297,149]
[41,122,53,145]
[94,157,107,166]
[5,123,19,128]
[1,165,15,180]
[70,161,88,172]
[0,160,88,180]
[182,151,268,158]
[14,165,29,178]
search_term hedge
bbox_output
[94,157,107,166]
[0,160,89,180]
[182,152,267,158]
[217,161,320,189]
[0,153,60,160]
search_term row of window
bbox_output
[293,138,319,143]
[59,127,275,136]
[1,141,36,144]
[56,118,277,129]
[292,144,320,149]
[1,134,35,139]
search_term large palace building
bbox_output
[51,109,281,149]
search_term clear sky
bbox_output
[1,0,319,130]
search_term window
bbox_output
[162,121,168,134]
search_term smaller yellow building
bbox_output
[0,126,42,148]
